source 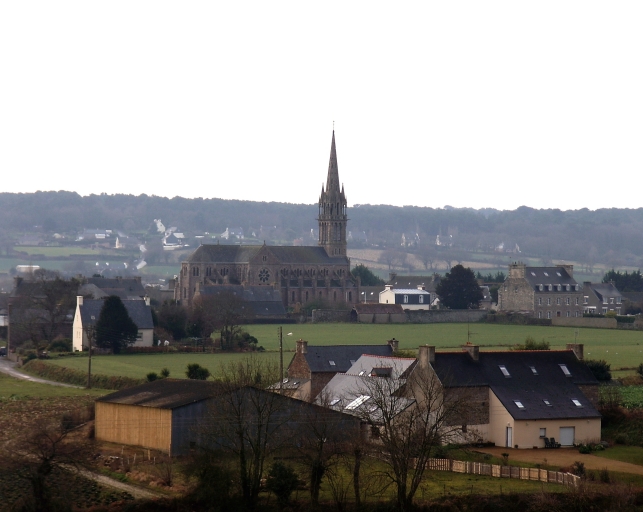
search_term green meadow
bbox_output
[35,322,643,381]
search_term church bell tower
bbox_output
[318,131,348,257]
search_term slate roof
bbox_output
[387,275,441,292]
[199,285,287,317]
[97,379,221,409]
[80,298,154,329]
[585,282,622,302]
[187,244,349,265]
[82,277,146,299]
[304,344,393,373]
[431,350,600,420]
[345,355,416,379]
[522,267,578,288]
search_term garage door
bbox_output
[559,427,575,446]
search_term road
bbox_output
[0,357,82,388]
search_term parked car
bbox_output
[0,346,7,356]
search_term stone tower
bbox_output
[318,131,348,257]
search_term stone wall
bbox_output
[311,309,352,323]
[551,317,617,329]
[405,310,487,324]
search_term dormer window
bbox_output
[514,400,525,409]
[548,285,552,291]
[499,365,511,377]
[529,366,538,375]
[559,364,571,376]
[572,399,582,407]
[566,285,570,291]
[538,284,543,291]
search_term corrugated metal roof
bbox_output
[97,379,222,409]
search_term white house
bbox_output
[379,284,431,311]
[73,296,154,351]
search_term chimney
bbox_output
[385,284,393,291]
[567,343,584,361]
[144,296,150,307]
[387,338,399,352]
[296,339,308,354]
[418,345,435,369]
[417,285,426,291]
[462,342,479,361]
[77,295,83,307]
[389,272,397,282]
[560,264,574,278]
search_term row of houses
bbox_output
[95,340,600,456]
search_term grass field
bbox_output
[593,446,643,466]
[16,246,113,257]
[0,371,107,400]
[36,323,643,380]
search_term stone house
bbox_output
[286,338,398,401]
[497,263,583,319]
[582,282,623,315]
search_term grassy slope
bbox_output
[0,371,107,399]
[38,323,643,379]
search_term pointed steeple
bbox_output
[326,130,340,193]
[318,130,348,258]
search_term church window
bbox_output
[305,291,309,301]
[262,255,267,262]
[281,268,288,277]
[292,291,296,302]
[258,268,270,283]
[333,291,337,301]
[348,291,352,301]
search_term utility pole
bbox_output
[86,320,96,389]
[278,326,283,394]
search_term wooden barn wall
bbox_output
[95,402,172,453]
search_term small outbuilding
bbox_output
[95,379,220,456]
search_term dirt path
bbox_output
[67,466,165,500]
[0,358,82,388]
[476,446,643,475]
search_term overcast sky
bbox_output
[2,2,642,211]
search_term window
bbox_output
[531,272,536,276]
[419,295,424,304]
[559,364,571,376]
[529,366,538,375]
[540,428,547,438]
[556,298,560,305]
[349,360,356,365]
[329,360,336,366]
[547,311,552,319]
[566,297,570,305]
[539,284,543,291]
[514,400,525,409]
[548,285,552,291]
[547,298,551,305]
[543,399,552,406]
[584,296,589,304]
[566,311,570,317]
[403,295,409,303]
[346,395,370,410]
[576,297,579,305]
[617,297,622,304]
[330,398,340,406]
[557,285,561,291]
[610,298,614,304]
[499,365,511,377]
[538,311,542,318]
[572,399,582,407]
[566,284,570,291]
[602,307,607,314]
[544,272,549,277]
[538,297,542,305]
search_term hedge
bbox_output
[22,360,145,390]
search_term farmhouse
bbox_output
[379,284,431,311]
[427,343,600,448]
[286,338,399,401]
[72,295,154,351]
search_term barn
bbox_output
[95,379,220,456]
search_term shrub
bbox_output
[599,467,611,483]
[513,336,550,351]
[160,367,170,378]
[266,461,299,509]
[637,363,643,379]
[571,461,586,478]
[578,444,592,454]
[585,359,612,382]
[186,363,210,380]
[146,372,158,382]
[47,338,72,352]
[22,359,145,389]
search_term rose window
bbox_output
[258,268,270,283]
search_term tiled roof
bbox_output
[431,350,600,420]
[80,298,154,329]
[97,379,222,409]
[304,344,393,373]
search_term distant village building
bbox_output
[175,131,359,308]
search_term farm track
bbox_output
[0,358,82,388]
[69,466,166,500]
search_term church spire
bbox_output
[318,130,348,258]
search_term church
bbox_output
[175,131,359,308]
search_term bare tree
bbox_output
[189,291,247,349]
[201,358,289,510]
[352,359,473,512]
[417,245,437,271]
[1,417,91,511]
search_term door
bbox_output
[506,427,513,447]
[559,427,575,446]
